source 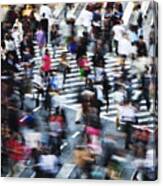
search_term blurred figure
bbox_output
[39,4,52,19]
[118,32,132,58]
[129,4,142,33]
[137,36,148,57]
[44,85,52,111]
[50,24,61,48]
[92,7,102,39]
[5,132,30,174]
[148,25,155,59]
[40,13,49,42]
[117,100,138,149]
[112,19,125,55]
[76,5,93,32]
[92,46,105,82]
[76,39,87,61]
[74,146,95,179]
[35,26,46,52]
[103,7,114,53]
[41,49,52,78]
[4,52,18,72]
[78,55,91,83]
[58,53,70,84]
[4,34,17,58]
[102,72,110,112]
[48,108,65,155]
[5,5,18,25]
[13,18,24,42]
[12,26,23,49]
[68,36,78,55]
[139,66,151,110]
[7,99,20,133]
[38,150,61,178]
[22,5,33,17]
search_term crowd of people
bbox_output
[1,2,158,180]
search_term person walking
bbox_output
[35,26,46,54]
[40,13,49,43]
[58,53,70,84]
[41,49,52,78]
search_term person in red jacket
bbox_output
[41,49,52,77]
[5,132,31,174]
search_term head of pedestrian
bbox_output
[136,4,141,10]
[5,33,10,40]
[139,35,144,42]
[123,99,130,106]
[86,78,93,86]
[45,49,49,55]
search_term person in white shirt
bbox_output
[12,26,22,48]
[118,32,132,57]
[118,102,137,124]
[51,92,66,110]
[129,4,142,33]
[113,86,127,105]
[112,20,125,55]
[23,129,42,149]
[130,9,139,27]
[4,34,16,52]
[94,85,106,104]
[60,20,72,44]
[117,100,137,149]
[40,4,52,19]
[13,18,24,42]
[76,8,93,32]
[38,153,61,177]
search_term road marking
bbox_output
[19,115,28,123]
[60,142,68,150]
[71,131,80,139]
[33,106,41,112]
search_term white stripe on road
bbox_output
[60,142,68,150]
[71,131,80,139]
[33,106,41,112]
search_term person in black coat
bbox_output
[92,47,105,68]
[7,99,19,132]
[76,39,87,61]
[44,85,51,111]
[137,36,148,57]
[40,13,49,42]
[140,66,151,110]
[102,72,110,112]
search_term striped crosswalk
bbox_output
[14,39,156,132]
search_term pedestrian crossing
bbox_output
[14,30,157,129]
[17,40,156,131]
[12,1,157,132]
